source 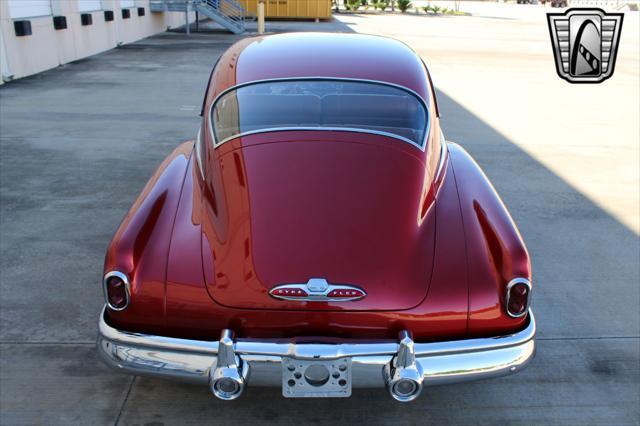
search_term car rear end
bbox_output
[98,38,535,401]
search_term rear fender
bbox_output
[448,143,531,334]
[104,142,193,330]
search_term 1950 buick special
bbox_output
[97,33,535,402]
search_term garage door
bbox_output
[78,0,102,12]
[8,0,52,19]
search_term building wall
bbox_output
[0,0,196,83]
[239,0,332,19]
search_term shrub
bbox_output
[373,1,389,10]
[443,8,467,15]
[397,0,411,12]
[345,0,361,10]
[423,5,441,14]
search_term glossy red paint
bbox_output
[104,142,192,329]
[104,33,531,342]
[204,132,436,312]
[109,150,469,341]
[447,143,531,335]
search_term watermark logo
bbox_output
[547,8,623,83]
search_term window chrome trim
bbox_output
[207,77,431,151]
[435,130,447,181]
[216,127,423,149]
[103,271,131,312]
[194,128,205,181]
[505,278,532,318]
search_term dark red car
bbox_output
[97,33,535,402]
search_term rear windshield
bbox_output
[211,80,428,148]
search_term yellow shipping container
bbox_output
[238,0,332,19]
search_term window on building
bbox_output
[120,0,136,8]
[77,0,102,12]
[8,0,52,19]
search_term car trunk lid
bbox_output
[203,133,436,311]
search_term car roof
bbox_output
[204,33,432,106]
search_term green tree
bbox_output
[397,0,412,12]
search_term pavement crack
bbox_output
[114,376,136,426]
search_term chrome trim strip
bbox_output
[206,77,432,152]
[97,307,536,394]
[505,278,533,318]
[194,128,205,181]
[102,271,130,312]
[435,130,448,181]
[216,127,424,149]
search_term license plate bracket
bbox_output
[282,357,352,398]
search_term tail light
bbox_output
[271,288,309,298]
[505,278,531,318]
[103,271,130,311]
[327,288,366,299]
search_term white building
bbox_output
[0,0,196,84]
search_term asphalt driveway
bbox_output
[1,9,638,425]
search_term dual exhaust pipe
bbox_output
[209,329,423,402]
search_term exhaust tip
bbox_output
[389,378,422,402]
[211,375,244,400]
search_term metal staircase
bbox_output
[150,0,246,34]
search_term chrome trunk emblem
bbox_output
[269,278,366,302]
[306,278,329,293]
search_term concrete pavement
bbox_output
[1,8,638,425]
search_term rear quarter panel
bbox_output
[448,142,532,334]
[104,142,193,332]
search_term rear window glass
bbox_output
[211,80,428,148]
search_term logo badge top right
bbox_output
[547,8,624,83]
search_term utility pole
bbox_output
[185,1,190,35]
[258,0,265,34]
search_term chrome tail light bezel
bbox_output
[103,271,131,311]
[505,277,532,318]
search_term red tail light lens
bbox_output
[506,279,531,318]
[271,288,309,298]
[327,288,366,299]
[104,272,130,311]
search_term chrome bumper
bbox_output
[97,308,535,401]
